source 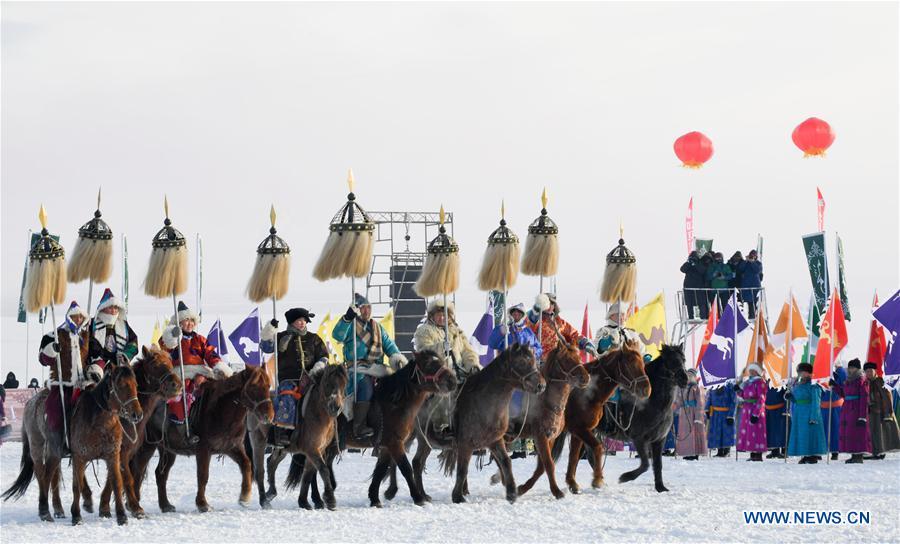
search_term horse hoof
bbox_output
[452,494,466,504]
[326,501,336,511]
[567,482,581,494]
[298,501,312,511]
[370,500,382,509]
[99,510,112,519]
[506,493,517,504]
[655,484,669,493]
[239,500,252,509]
[160,504,177,514]
[618,474,634,484]
[552,489,566,500]
[489,473,501,486]
[40,512,54,522]
[384,487,398,500]
[423,494,432,503]
[117,515,128,526]
[54,511,66,519]
[591,480,605,489]
[197,504,211,513]
[313,501,324,510]
[260,500,272,510]
[82,502,94,514]
[265,489,277,501]
[71,516,83,526]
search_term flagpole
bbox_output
[196,234,203,321]
[785,289,793,463]
[826,290,836,465]
[733,289,739,462]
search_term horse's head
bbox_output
[135,345,183,400]
[316,364,348,418]
[108,365,143,424]
[602,339,652,399]
[240,366,274,424]
[657,344,689,388]
[504,342,546,394]
[413,350,458,394]
[546,342,590,389]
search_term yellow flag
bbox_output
[150,318,162,345]
[380,308,395,341]
[318,312,344,364]
[624,292,667,358]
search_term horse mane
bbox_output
[204,367,251,407]
[373,355,420,404]
[81,364,135,415]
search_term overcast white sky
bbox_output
[2,2,898,378]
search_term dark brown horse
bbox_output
[97,346,182,519]
[247,364,348,510]
[554,339,650,493]
[287,350,457,509]
[69,364,144,525]
[435,342,546,504]
[502,341,590,499]
[130,365,273,513]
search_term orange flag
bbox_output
[867,292,887,376]
[747,304,770,366]
[696,294,719,368]
[812,288,849,382]
[762,294,808,387]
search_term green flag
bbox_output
[836,233,851,321]
[694,238,713,257]
[802,232,830,312]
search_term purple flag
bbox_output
[874,289,900,376]
[469,298,495,367]
[700,291,749,387]
[229,308,261,365]
[207,318,229,357]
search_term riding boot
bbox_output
[798,456,810,464]
[721,447,731,457]
[352,402,374,439]
[765,449,777,459]
[845,453,864,464]
[830,452,839,461]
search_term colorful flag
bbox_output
[867,292,886,376]
[580,301,591,362]
[746,303,770,366]
[316,312,342,364]
[694,238,713,257]
[873,289,900,376]
[699,291,749,387]
[380,307,395,340]
[685,197,694,255]
[207,318,228,357]
[228,308,261,366]
[625,292,667,359]
[696,294,719,368]
[816,187,825,231]
[802,232,830,314]
[470,296,495,366]
[150,318,163,345]
[836,233,851,320]
[812,288,849,382]
[801,293,820,364]
[762,294,807,387]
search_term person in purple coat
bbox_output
[831,358,872,464]
[735,362,768,461]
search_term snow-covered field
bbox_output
[0,442,897,543]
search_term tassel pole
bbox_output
[172,293,192,440]
[351,278,357,402]
[504,281,509,350]
[49,304,69,450]
[443,294,452,361]
[272,296,279,390]
[538,276,544,353]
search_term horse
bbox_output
[69,364,144,525]
[432,342,546,504]
[601,344,688,492]
[97,346,183,519]
[286,350,457,509]
[502,340,590,499]
[130,365,273,513]
[246,364,348,510]
[547,339,650,494]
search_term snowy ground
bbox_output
[0,441,897,543]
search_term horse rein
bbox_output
[594,349,650,396]
[137,364,178,398]
[109,375,140,444]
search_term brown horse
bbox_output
[247,364,348,510]
[286,350,457,509]
[97,346,182,519]
[435,342,546,504]
[503,340,590,499]
[70,364,144,525]
[553,339,651,493]
[130,365,273,513]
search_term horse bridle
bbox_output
[137,362,178,397]
[413,359,451,386]
[595,349,650,395]
[109,372,141,443]
[240,375,274,416]
[505,358,541,390]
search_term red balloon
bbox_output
[792,117,835,157]
[674,132,714,169]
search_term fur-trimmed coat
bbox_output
[39,326,90,386]
[88,317,138,366]
[413,320,480,374]
[260,324,330,382]
[160,328,231,380]
[526,314,583,360]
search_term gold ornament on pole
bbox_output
[599,222,637,305]
[478,201,520,349]
[521,188,559,277]
[67,188,113,313]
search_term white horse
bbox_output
[708,334,733,360]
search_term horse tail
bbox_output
[1,427,34,501]
[550,431,568,463]
[438,448,456,477]
[284,454,306,491]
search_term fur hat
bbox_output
[427,298,455,317]
[746,362,764,375]
[847,358,861,369]
[508,302,526,316]
[66,300,88,321]
[354,293,370,307]
[172,300,200,325]
[534,293,552,313]
[285,307,314,324]
[96,288,124,314]
[863,361,878,371]
[797,362,813,374]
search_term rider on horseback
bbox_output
[39,300,95,453]
[160,301,231,444]
[413,299,480,438]
[260,307,329,435]
[526,293,598,361]
[332,293,408,439]
[88,288,138,368]
[487,303,542,360]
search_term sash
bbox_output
[355,318,383,364]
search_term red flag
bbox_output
[685,197,694,255]
[696,294,719,368]
[867,292,887,376]
[581,301,591,363]
[812,288,849,381]
[817,187,825,231]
